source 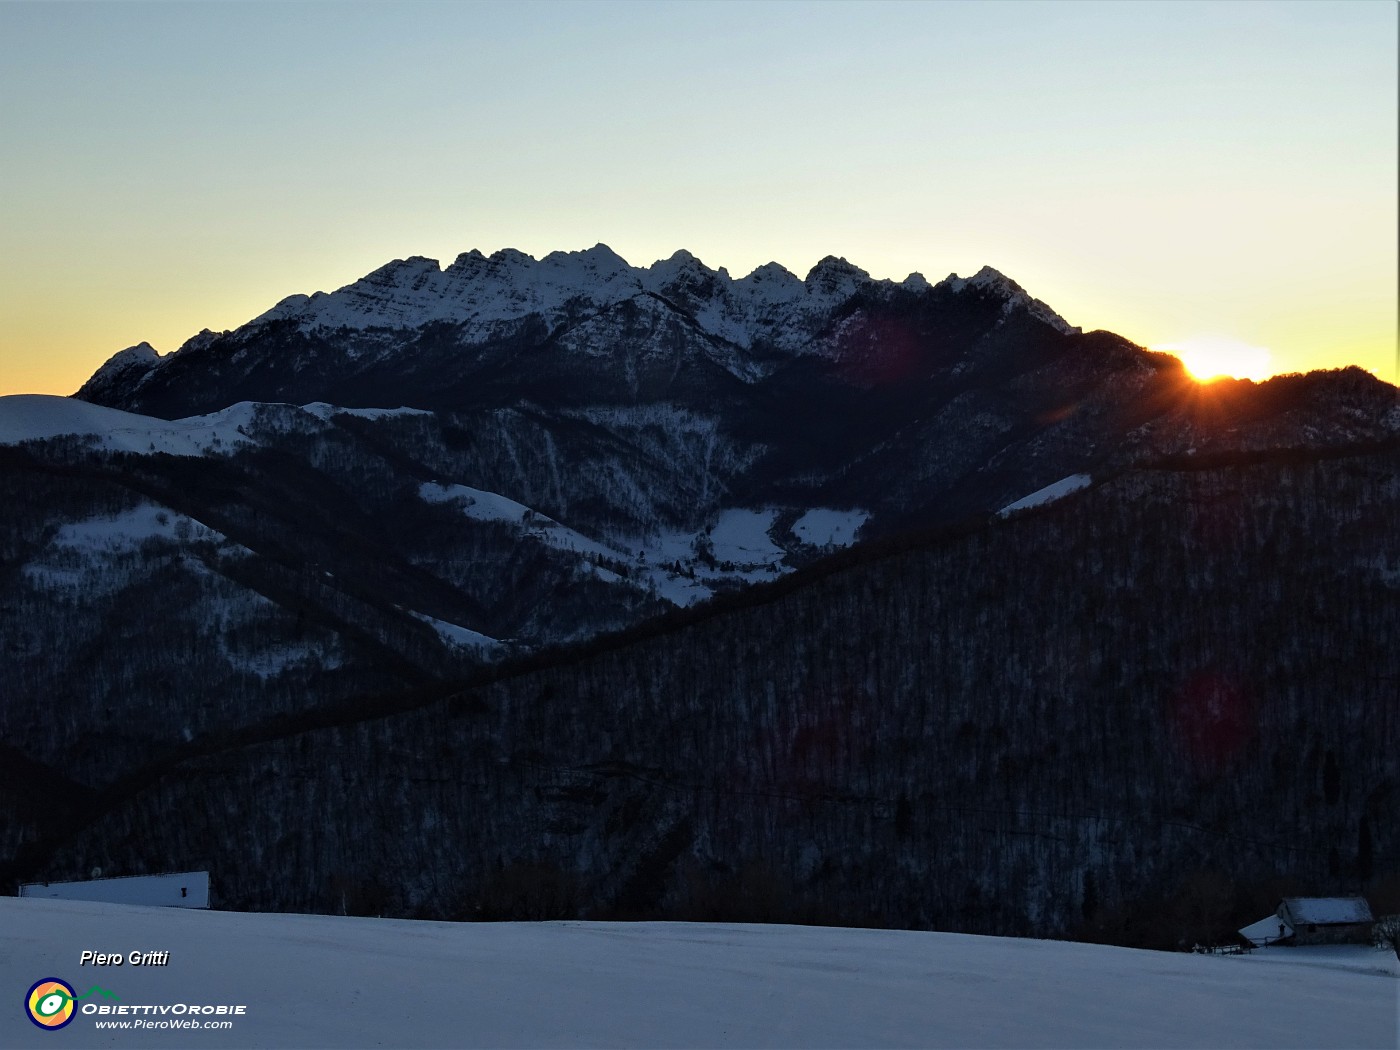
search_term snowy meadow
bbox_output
[3,898,1395,1049]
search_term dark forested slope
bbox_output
[19,441,1399,949]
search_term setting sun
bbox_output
[1152,335,1275,383]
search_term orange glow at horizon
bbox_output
[1152,336,1275,383]
[1,3,1393,399]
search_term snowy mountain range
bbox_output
[54,241,1400,582]
[3,245,1397,943]
[241,245,1078,342]
[78,246,1079,410]
[7,246,1385,656]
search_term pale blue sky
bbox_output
[1,1,1395,392]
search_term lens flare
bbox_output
[1168,670,1255,771]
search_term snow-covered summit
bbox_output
[805,255,871,299]
[643,248,729,293]
[79,340,162,394]
[112,340,160,364]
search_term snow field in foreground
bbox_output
[2,898,1395,1049]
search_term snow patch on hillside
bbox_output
[50,504,224,551]
[408,611,503,653]
[300,403,434,422]
[0,395,258,457]
[420,482,618,561]
[420,481,532,523]
[0,395,432,457]
[999,474,1093,516]
[23,505,233,591]
[21,502,257,599]
[224,642,341,680]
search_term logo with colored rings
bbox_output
[26,978,77,1030]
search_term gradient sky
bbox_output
[1,0,1395,397]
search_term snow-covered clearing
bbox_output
[22,504,245,592]
[1,898,1393,1049]
[792,508,869,547]
[708,508,786,566]
[47,505,225,552]
[420,482,868,609]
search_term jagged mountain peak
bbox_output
[644,250,732,307]
[385,254,442,272]
[540,242,633,278]
[444,248,527,282]
[727,261,806,314]
[650,248,717,276]
[359,256,444,289]
[742,261,801,283]
[807,254,866,275]
[806,254,870,286]
[779,257,868,314]
[968,264,1018,290]
[935,265,1015,294]
[932,265,1078,336]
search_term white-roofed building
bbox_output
[1238,913,1294,948]
[1240,897,1373,948]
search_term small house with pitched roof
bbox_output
[1239,897,1373,947]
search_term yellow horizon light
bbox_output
[1151,335,1276,383]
